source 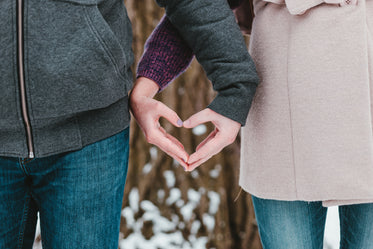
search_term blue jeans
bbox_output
[0,129,129,249]
[252,195,373,249]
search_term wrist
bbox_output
[130,77,160,100]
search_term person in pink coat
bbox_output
[130,0,373,248]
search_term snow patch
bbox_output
[209,164,222,178]
[208,191,220,215]
[180,203,196,222]
[141,200,158,212]
[142,163,152,175]
[192,125,207,136]
[157,189,165,202]
[190,220,201,235]
[176,199,185,208]
[163,170,176,188]
[190,170,199,179]
[149,147,158,160]
[122,207,135,227]
[188,189,201,203]
[129,188,140,213]
[166,188,181,206]
[180,189,201,221]
[203,213,215,232]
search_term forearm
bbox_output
[137,1,245,91]
[156,0,259,125]
[137,16,194,91]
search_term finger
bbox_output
[196,129,218,151]
[154,133,188,169]
[183,109,214,129]
[165,133,185,150]
[157,128,188,169]
[156,102,183,127]
[187,133,226,165]
[153,137,189,169]
[166,150,189,169]
[186,158,207,172]
[148,129,189,163]
[187,130,225,170]
[159,127,185,150]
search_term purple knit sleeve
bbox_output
[137,1,242,90]
[137,15,194,91]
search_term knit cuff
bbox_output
[137,15,194,91]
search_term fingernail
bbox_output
[177,119,183,127]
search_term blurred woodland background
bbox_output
[120,0,261,248]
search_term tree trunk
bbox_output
[121,1,262,248]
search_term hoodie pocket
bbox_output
[52,0,127,78]
[83,6,128,79]
[27,0,133,119]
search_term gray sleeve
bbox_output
[156,0,259,126]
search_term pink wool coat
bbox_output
[240,0,373,206]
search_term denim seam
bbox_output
[307,203,315,249]
[339,206,347,249]
[18,158,30,176]
[318,205,327,249]
[340,206,360,249]
[17,194,31,249]
[308,203,325,249]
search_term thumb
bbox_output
[183,109,213,129]
[157,102,183,127]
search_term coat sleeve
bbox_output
[155,0,259,125]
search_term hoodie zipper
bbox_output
[17,0,34,158]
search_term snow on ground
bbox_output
[120,187,340,249]
[31,170,340,249]
[31,203,340,249]
[120,186,212,249]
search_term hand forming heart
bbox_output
[129,77,241,171]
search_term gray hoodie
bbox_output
[0,0,259,158]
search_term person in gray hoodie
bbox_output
[0,0,258,248]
